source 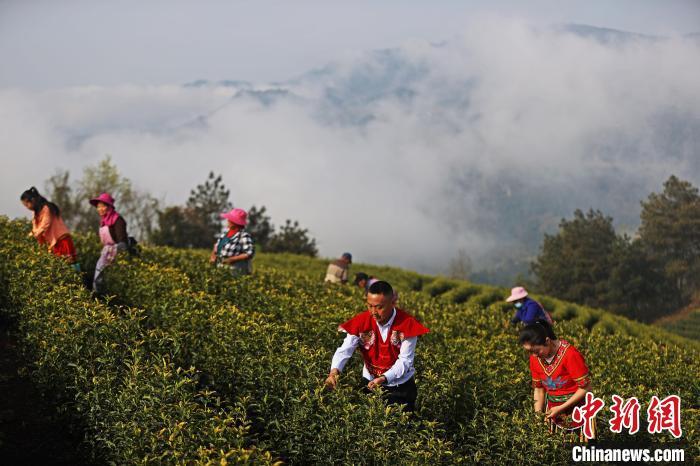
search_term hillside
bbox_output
[655,302,700,342]
[255,251,700,350]
[1,218,697,464]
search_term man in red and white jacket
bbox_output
[324,280,429,411]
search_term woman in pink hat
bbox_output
[506,286,553,326]
[89,192,128,293]
[209,208,255,276]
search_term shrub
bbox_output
[5,216,698,464]
[0,218,273,465]
[424,278,459,297]
[444,284,481,304]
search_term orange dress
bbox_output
[32,205,77,263]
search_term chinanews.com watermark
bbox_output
[571,446,685,463]
[568,393,689,463]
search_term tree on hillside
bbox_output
[601,236,665,321]
[151,206,199,248]
[447,248,473,280]
[44,156,160,240]
[151,175,319,254]
[266,219,318,257]
[532,207,671,322]
[184,172,232,248]
[45,170,78,223]
[532,209,617,308]
[639,175,700,308]
[247,205,274,251]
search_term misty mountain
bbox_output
[173,24,699,284]
[4,23,697,286]
[560,23,659,44]
[184,79,253,89]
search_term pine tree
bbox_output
[267,220,318,257]
[184,172,233,248]
[247,205,274,251]
[639,175,700,308]
[532,209,617,308]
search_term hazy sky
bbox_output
[0,1,698,89]
[1,1,699,274]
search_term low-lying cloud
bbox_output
[2,19,699,279]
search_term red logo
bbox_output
[647,395,682,438]
[572,392,605,440]
[609,395,641,435]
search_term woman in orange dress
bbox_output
[20,187,79,271]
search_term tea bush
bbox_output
[117,244,698,464]
[660,309,700,341]
[3,221,698,464]
[423,278,459,297]
[100,256,457,464]
[442,283,481,304]
[0,218,273,465]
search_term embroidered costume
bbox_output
[338,309,429,378]
[529,340,592,440]
[331,307,429,412]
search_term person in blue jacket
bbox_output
[506,286,552,325]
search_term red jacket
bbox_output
[339,309,429,377]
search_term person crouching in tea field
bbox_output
[20,187,80,271]
[324,252,352,284]
[354,272,381,294]
[507,286,553,325]
[354,272,372,291]
[325,280,429,412]
[355,273,400,304]
[520,320,594,441]
[210,208,255,276]
[90,193,128,294]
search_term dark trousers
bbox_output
[363,376,417,412]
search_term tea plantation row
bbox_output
[108,244,697,463]
[1,217,697,464]
[0,218,274,465]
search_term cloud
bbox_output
[2,19,699,278]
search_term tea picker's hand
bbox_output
[367,375,386,390]
[324,369,340,390]
[545,406,563,420]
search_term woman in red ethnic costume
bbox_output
[325,280,429,412]
[519,320,594,441]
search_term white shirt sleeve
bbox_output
[381,336,417,384]
[330,333,360,372]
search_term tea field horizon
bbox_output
[0,217,697,464]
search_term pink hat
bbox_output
[89,192,115,207]
[506,286,528,302]
[220,208,248,226]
